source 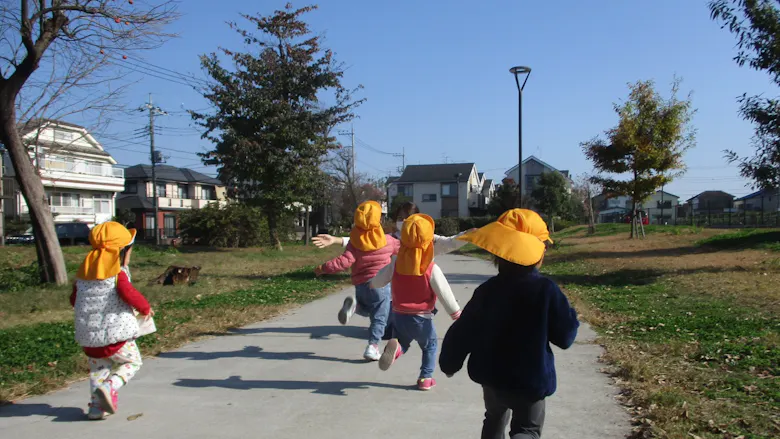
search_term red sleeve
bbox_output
[321,245,357,274]
[70,283,77,307]
[116,271,151,315]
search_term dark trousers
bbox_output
[482,387,546,439]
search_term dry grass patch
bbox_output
[544,226,779,439]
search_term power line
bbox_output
[121,54,210,87]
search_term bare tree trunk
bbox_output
[304,208,311,245]
[267,212,283,250]
[0,106,67,284]
[586,183,596,235]
[630,200,637,239]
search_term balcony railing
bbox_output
[42,158,124,178]
[50,205,94,215]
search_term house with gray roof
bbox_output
[504,156,572,204]
[387,163,487,219]
[117,164,226,240]
[3,119,124,227]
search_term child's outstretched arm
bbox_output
[430,265,461,319]
[117,270,153,316]
[312,234,347,249]
[440,285,486,376]
[316,245,356,275]
[432,229,476,256]
[370,256,396,289]
[547,281,580,350]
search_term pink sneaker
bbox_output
[95,381,118,414]
[378,339,402,371]
[417,378,437,391]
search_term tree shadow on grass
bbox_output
[158,345,367,364]
[173,375,413,396]
[549,266,756,288]
[0,403,86,422]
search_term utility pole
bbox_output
[141,94,167,246]
[0,148,5,246]
[392,147,405,175]
[660,185,665,226]
[337,125,356,183]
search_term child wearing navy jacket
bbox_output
[440,209,580,439]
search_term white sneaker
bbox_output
[364,344,381,361]
[338,296,356,325]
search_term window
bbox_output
[123,181,137,194]
[53,129,74,142]
[164,215,176,236]
[422,194,437,202]
[657,200,673,209]
[93,195,110,214]
[441,183,458,197]
[48,192,80,207]
[201,186,215,200]
[177,184,188,199]
[396,184,413,197]
[155,182,167,197]
[145,214,155,233]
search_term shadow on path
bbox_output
[159,346,367,364]
[0,403,86,422]
[443,273,493,285]
[173,375,413,396]
[196,325,368,340]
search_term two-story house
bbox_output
[117,164,227,240]
[2,119,124,227]
[733,189,780,213]
[686,191,735,214]
[388,163,485,219]
[641,191,680,224]
[591,193,631,223]
[504,156,571,203]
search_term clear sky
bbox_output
[96,0,777,201]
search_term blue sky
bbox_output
[95,0,776,201]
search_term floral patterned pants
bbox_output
[88,340,143,403]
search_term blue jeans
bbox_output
[392,313,438,378]
[354,282,391,345]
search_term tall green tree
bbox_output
[581,80,695,238]
[487,178,520,216]
[193,4,363,249]
[710,0,780,190]
[531,172,569,232]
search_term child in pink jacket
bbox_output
[315,201,400,361]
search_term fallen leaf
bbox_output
[127,413,143,421]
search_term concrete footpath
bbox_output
[0,255,630,438]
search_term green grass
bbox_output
[0,243,347,401]
[555,223,704,238]
[0,267,349,401]
[545,253,779,438]
[697,229,780,252]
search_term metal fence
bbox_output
[670,211,780,228]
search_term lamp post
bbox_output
[510,66,531,207]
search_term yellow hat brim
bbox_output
[458,221,546,266]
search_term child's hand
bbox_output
[450,310,462,321]
[143,308,155,317]
[312,234,336,249]
[314,266,324,276]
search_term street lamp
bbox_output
[510,65,531,207]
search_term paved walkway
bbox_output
[0,255,630,438]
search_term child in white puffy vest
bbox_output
[70,222,154,420]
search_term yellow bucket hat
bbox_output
[349,201,387,252]
[457,208,548,266]
[77,221,137,281]
[396,213,434,276]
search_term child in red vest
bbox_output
[315,201,400,361]
[370,213,461,391]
